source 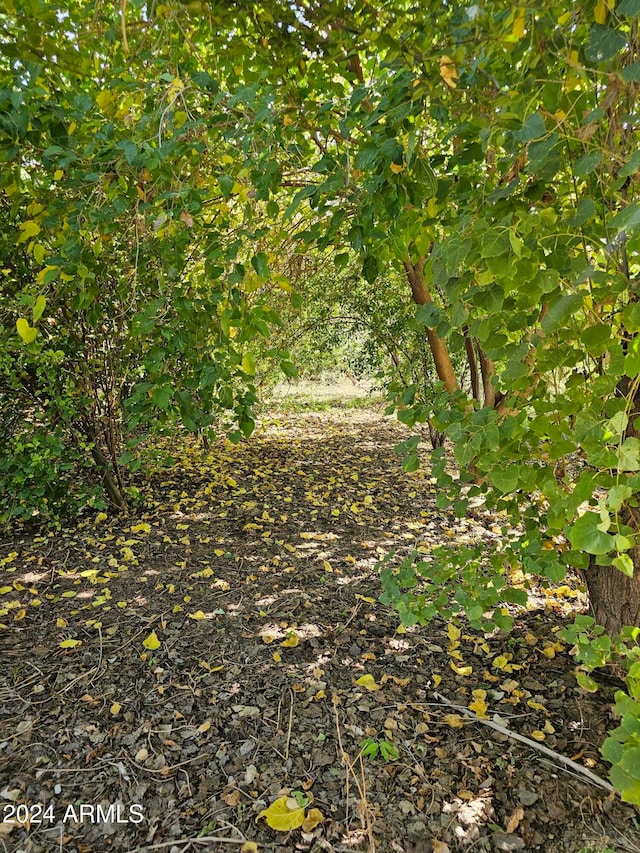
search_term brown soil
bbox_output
[1,409,638,853]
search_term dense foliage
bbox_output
[2,0,640,801]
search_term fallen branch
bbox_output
[433,691,615,795]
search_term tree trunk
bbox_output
[585,502,640,636]
[403,255,459,394]
[585,559,640,637]
[478,347,496,408]
[463,328,480,402]
[90,445,128,512]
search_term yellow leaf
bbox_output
[276,276,293,292]
[355,594,375,604]
[14,609,27,621]
[130,523,151,534]
[60,638,82,649]
[256,796,306,831]
[262,632,277,644]
[450,662,473,676]
[273,651,282,662]
[241,352,256,375]
[56,617,67,628]
[0,586,12,595]
[110,702,122,715]
[188,610,206,620]
[142,630,161,650]
[16,318,37,344]
[543,720,556,734]
[531,730,546,741]
[198,720,212,733]
[512,9,526,39]
[241,843,259,853]
[390,162,404,173]
[447,623,461,644]
[469,690,488,718]
[444,713,464,729]
[355,674,381,691]
[301,808,324,831]
[433,673,442,688]
[281,632,299,648]
[54,169,64,180]
[440,55,458,88]
[594,0,607,23]
[96,91,113,111]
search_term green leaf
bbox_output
[622,302,640,333]
[568,512,615,555]
[251,252,270,278]
[618,437,640,471]
[491,467,520,493]
[514,112,545,142]
[617,0,640,16]
[573,152,601,177]
[610,202,640,233]
[621,61,640,82]
[576,673,599,692]
[612,554,634,577]
[608,484,633,510]
[541,294,583,333]
[241,352,256,375]
[280,360,298,378]
[152,386,173,410]
[32,295,47,323]
[362,254,379,283]
[585,25,627,63]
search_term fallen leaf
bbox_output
[355,674,381,691]
[142,631,161,650]
[256,796,306,831]
[301,807,324,831]
[506,806,524,833]
[59,638,82,649]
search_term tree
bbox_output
[2,0,640,801]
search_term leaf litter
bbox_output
[0,408,638,853]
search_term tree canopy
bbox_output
[2,0,640,803]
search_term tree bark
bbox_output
[463,328,480,402]
[90,445,128,512]
[478,347,496,408]
[403,255,459,394]
[585,552,640,637]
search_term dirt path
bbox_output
[1,409,638,852]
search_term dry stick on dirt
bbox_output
[433,691,616,794]
[332,694,376,853]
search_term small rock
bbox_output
[407,819,427,838]
[518,787,538,806]
[492,831,525,851]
